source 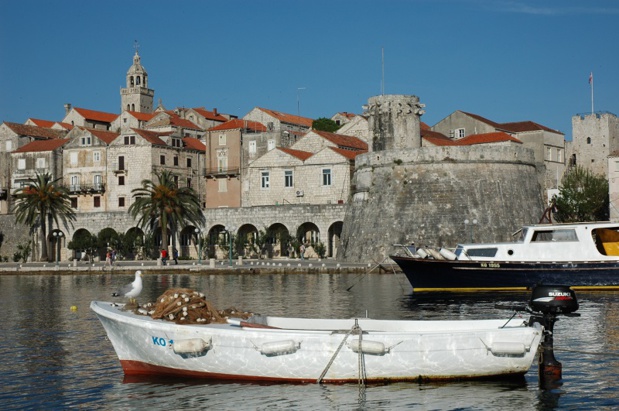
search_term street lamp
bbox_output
[194,227,201,265]
[225,225,236,267]
[53,231,64,266]
[464,219,478,243]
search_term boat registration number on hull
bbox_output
[480,263,501,268]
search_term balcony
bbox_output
[204,167,240,178]
[66,183,106,195]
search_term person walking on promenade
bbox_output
[300,243,305,260]
[161,249,168,266]
[173,248,178,265]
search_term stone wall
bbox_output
[338,145,544,263]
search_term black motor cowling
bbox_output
[529,284,579,314]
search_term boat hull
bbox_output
[391,255,619,292]
[91,301,542,383]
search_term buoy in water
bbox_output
[70,305,78,311]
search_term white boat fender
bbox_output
[347,339,389,356]
[427,248,445,260]
[439,248,457,261]
[481,339,527,356]
[415,248,428,259]
[256,340,300,356]
[173,337,212,355]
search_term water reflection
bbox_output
[0,273,618,410]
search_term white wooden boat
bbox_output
[91,301,544,383]
[392,221,619,292]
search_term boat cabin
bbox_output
[454,222,619,262]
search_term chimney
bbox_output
[64,103,72,115]
[213,108,218,116]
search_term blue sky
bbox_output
[1,0,617,140]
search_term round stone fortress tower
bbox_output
[338,94,544,263]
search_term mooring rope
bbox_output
[356,320,368,400]
[317,320,362,384]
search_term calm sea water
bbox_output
[0,272,618,410]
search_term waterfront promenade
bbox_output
[0,257,382,275]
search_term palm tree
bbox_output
[129,170,205,255]
[13,172,76,261]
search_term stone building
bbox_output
[570,112,619,177]
[61,106,117,130]
[432,110,565,202]
[339,95,543,263]
[334,114,369,143]
[204,119,266,208]
[111,110,155,133]
[0,122,68,214]
[120,51,154,113]
[62,127,118,212]
[244,130,367,207]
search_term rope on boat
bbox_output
[317,319,363,384]
[357,320,367,391]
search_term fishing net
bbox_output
[133,288,253,325]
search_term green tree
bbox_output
[129,170,205,254]
[312,117,340,132]
[553,166,609,223]
[13,172,76,261]
[67,231,98,262]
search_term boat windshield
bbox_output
[530,229,578,242]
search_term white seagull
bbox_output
[112,270,143,303]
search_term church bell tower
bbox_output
[120,46,154,113]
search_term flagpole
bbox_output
[590,72,594,114]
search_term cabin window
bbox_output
[531,229,578,242]
[460,247,497,258]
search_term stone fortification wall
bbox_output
[366,95,424,152]
[338,145,544,263]
[0,215,30,260]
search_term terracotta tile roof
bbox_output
[73,107,118,123]
[168,113,201,130]
[13,138,69,153]
[337,112,357,119]
[183,137,206,151]
[208,119,267,132]
[455,131,522,146]
[257,107,314,128]
[278,147,314,161]
[56,123,74,130]
[132,128,169,146]
[193,107,228,122]
[87,128,120,144]
[3,122,67,139]
[421,129,457,146]
[420,121,432,131]
[27,118,56,128]
[127,111,156,121]
[328,146,367,160]
[312,130,368,151]
[499,121,562,134]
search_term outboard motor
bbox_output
[528,285,579,388]
[496,284,579,388]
